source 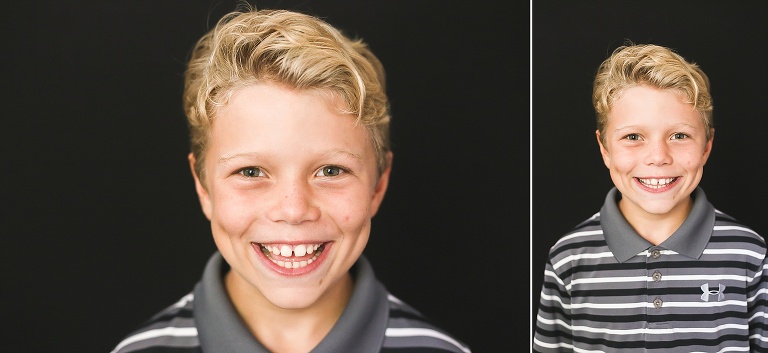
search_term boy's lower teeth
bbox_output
[273,255,318,268]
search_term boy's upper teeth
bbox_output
[639,178,674,186]
[263,243,322,257]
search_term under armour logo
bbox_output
[700,283,725,302]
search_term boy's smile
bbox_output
[597,85,713,237]
[636,177,677,190]
[252,241,331,275]
[190,83,391,311]
[256,242,325,269]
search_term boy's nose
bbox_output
[265,180,320,224]
[644,140,672,166]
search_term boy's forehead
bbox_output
[610,86,697,115]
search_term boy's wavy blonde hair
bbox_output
[593,43,713,144]
[183,7,391,182]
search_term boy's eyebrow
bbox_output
[612,124,639,132]
[323,148,364,161]
[218,152,268,164]
[673,122,699,130]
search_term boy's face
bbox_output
[596,85,713,221]
[190,83,391,310]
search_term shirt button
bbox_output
[651,249,661,259]
[652,271,662,282]
[653,298,663,308]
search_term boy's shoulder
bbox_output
[713,208,767,245]
[550,211,605,249]
[382,294,472,353]
[110,292,200,353]
[542,211,610,267]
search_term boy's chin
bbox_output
[264,288,329,310]
[623,198,690,218]
[640,204,682,217]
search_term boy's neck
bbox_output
[224,270,354,353]
[619,196,694,246]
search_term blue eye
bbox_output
[239,167,263,178]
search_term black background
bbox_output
[2,1,525,352]
[533,0,768,333]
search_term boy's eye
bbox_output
[623,133,640,141]
[239,167,264,178]
[672,132,689,139]
[317,166,344,177]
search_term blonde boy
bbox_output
[111,6,470,353]
[533,43,768,352]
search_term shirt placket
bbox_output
[646,246,671,339]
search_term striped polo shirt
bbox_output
[533,187,768,352]
[111,252,471,353]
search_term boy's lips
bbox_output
[254,242,328,269]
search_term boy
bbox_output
[111,6,471,353]
[533,43,768,352]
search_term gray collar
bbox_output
[601,187,715,263]
[194,252,389,353]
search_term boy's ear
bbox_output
[596,130,611,169]
[188,153,213,220]
[369,151,393,217]
[701,128,715,164]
